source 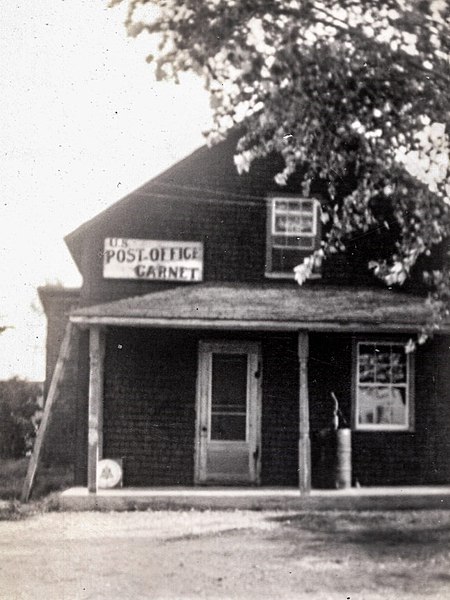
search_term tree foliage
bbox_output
[0,378,42,458]
[111,0,450,331]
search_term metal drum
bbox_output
[335,428,352,489]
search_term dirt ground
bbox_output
[0,509,449,600]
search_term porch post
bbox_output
[298,331,311,495]
[87,326,105,493]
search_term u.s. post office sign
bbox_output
[103,238,203,282]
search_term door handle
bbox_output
[201,426,207,433]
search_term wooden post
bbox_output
[21,322,74,503]
[298,331,311,495]
[87,326,105,493]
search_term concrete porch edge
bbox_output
[59,486,450,511]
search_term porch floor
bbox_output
[59,485,450,511]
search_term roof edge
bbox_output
[64,142,212,270]
[38,285,81,316]
[70,314,441,334]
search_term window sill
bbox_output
[354,426,414,433]
[264,272,322,280]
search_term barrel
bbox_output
[335,428,352,489]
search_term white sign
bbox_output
[97,459,123,489]
[103,238,203,282]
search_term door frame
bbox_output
[194,340,262,485]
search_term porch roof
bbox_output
[70,283,442,333]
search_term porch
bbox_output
[66,283,449,494]
[59,485,450,511]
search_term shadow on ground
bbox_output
[268,510,450,561]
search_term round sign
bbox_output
[97,459,122,489]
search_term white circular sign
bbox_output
[97,459,122,489]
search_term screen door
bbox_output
[195,341,261,484]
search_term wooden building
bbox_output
[40,135,450,493]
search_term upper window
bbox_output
[354,342,414,431]
[266,196,321,277]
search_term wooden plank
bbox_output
[87,326,105,493]
[194,348,207,485]
[21,322,74,503]
[298,332,311,495]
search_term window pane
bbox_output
[274,199,289,210]
[272,235,315,249]
[288,200,301,211]
[358,386,407,426]
[273,214,296,233]
[211,354,247,412]
[358,346,376,382]
[271,247,313,272]
[274,214,289,233]
[300,215,313,232]
[274,214,313,234]
[391,350,406,383]
[297,236,315,248]
[375,350,390,383]
[211,414,246,441]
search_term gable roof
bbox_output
[70,282,444,333]
[63,131,315,273]
[64,143,209,273]
[64,131,267,271]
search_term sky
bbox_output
[0,0,211,380]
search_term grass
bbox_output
[0,457,73,501]
[0,457,73,520]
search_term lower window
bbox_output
[354,341,414,431]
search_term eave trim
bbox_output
[69,314,441,334]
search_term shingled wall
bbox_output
[97,328,450,487]
[308,333,450,487]
[103,328,198,486]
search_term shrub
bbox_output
[0,378,42,458]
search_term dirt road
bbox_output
[0,509,449,599]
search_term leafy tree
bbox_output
[0,377,42,458]
[110,0,449,332]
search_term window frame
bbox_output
[271,197,318,246]
[352,339,415,432]
[265,194,321,279]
